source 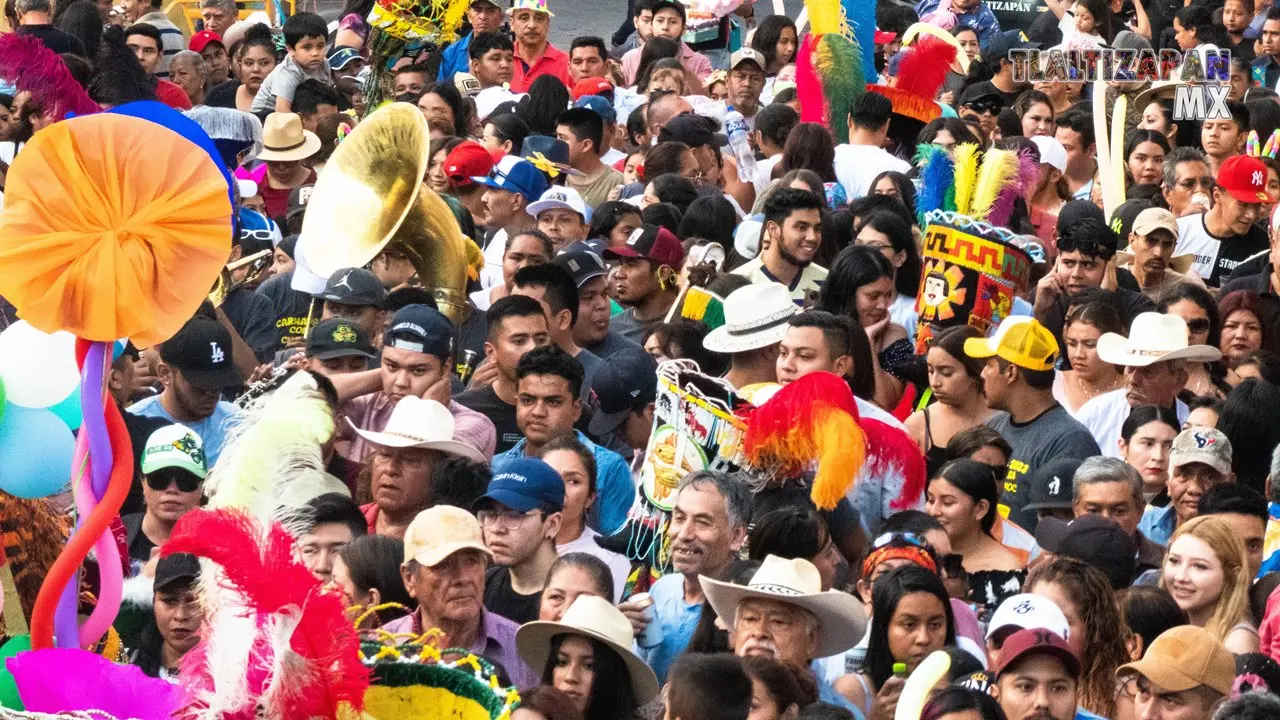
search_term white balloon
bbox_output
[0,321,79,409]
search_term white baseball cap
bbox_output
[475,86,524,121]
[1030,135,1068,174]
[527,186,588,220]
[986,593,1070,642]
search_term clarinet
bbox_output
[234,367,296,408]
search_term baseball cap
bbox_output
[319,267,386,308]
[445,140,495,188]
[604,224,685,269]
[1029,136,1067,174]
[1021,458,1081,512]
[574,95,617,124]
[986,593,1071,642]
[957,84,1003,108]
[554,248,608,288]
[1035,514,1138,589]
[658,113,728,148]
[474,155,550,204]
[475,86,523,120]
[588,348,660,436]
[571,76,615,102]
[454,71,482,97]
[507,0,553,15]
[403,505,493,568]
[651,0,685,20]
[154,552,202,591]
[1218,154,1276,204]
[140,424,208,479]
[306,317,376,360]
[327,46,362,70]
[1109,198,1153,241]
[286,184,315,224]
[477,457,566,512]
[986,30,1041,63]
[384,303,455,360]
[730,48,766,72]
[873,29,898,44]
[159,316,243,390]
[1169,427,1233,475]
[996,629,1080,679]
[1117,625,1235,696]
[527,186,588,220]
[963,316,1059,372]
[1131,207,1179,239]
[188,29,224,54]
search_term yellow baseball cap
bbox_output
[963,317,1059,372]
[403,505,493,568]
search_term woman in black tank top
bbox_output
[904,326,993,478]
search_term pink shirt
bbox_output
[510,42,571,93]
[621,41,714,86]
[339,392,496,463]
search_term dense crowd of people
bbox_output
[11,0,1280,717]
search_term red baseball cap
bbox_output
[603,225,685,269]
[1217,154,1277,204]
[189,30,224,54]
[571,76,615,102]
[873,30,898,44]
[445,141,495,187]
[996,628,1081,680]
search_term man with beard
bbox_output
[733,188,827,303]
[437,0,506,82]
[1116,626,1233,720]
[1139,427,1234,545]
[508,0,572,93]
[1118,208,1200,301]
[618,471,751,682]
[1176,154,1275,288]
[128,316,243,468]
[604,225,685,343]
[702,555,867,713]
[993,629,1082,720]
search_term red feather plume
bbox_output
[894,35,956,106]
[162,508,370,719]
[795,33,826,126]
[0,33,100,121]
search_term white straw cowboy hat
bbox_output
[702,283,799,354]
[346,395,487,463]
[701,555,867,658]
[256,112,321,162]
[1096,312,1222,368]
[516,595,660,704]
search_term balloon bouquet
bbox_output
[0,99,233,714]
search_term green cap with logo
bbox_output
[141,424,208,479]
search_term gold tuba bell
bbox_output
[209,249,273,307]
[295,103,473,324]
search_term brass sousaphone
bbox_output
[296,103,473,323]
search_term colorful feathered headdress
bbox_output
[867,34,955,125]
[0,33,100,124]
[914,143,1040,230]
[796,0,865,143]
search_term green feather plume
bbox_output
[815,33,863,144]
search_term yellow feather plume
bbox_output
[951,143,980,217]
[970,149,1020,222]
[806,0,844,36]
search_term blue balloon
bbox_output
[0,406,74,499]
[49,386,82,431]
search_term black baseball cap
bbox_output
[384,303,454,360]
[306,317,376,360]
[1022,458,1082,512]
[657,113,728,148]
[319,267,386,308]
[384,285,439,314]
[588,348,659,436]
[159,316,244,390]
[554,248,608,288]
[154,552,201,591]
[287,184,314,224]
[1110,198,1153,244]
[1035,513,1137,589]
[986,30,1040,64]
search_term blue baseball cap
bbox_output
[472,155,549,204]
[384,303,455,360]
[573,95,617,124]
[477,457,565,512]
[327,46,363,71]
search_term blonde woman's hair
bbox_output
[1161,515,1251,642]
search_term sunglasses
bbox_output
[965,100,1001,115]
[1186,318,1211,335]
[145,470,202,493]
[871,531,928,550]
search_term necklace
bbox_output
[1073,371,1122,401]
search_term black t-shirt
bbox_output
[255,271,316,351]
[205,79,241,109]
[16,25,86,56]
[483,565,541,625]
[583,330,643,360]
[455,384,521,454]
[222,286,278,362]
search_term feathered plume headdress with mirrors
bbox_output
[796,0,865,143]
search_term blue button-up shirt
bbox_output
[437,33,474,82]
[1139,504,1176,546]
[496,430,636,536]
[913,0,1002,51]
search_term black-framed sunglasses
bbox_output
[145,470,202,493]
[1186,318,1211,335]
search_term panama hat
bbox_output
[516,595,660,704]
[1095,312,1222,367]
[346,395,487,463]
[701,555,867,658]
[701,283,799,354]
[257,112,321,162]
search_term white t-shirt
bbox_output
[602,147,627,167]
[833,143,912,201]
[753,155,783,196]
[480,228,508,290]
[1056,12,1105,50]
[1074,388,1188,458]
[1175,211,1270,288]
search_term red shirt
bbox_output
[510,42,571,93]
[259,168,317,221]
[155,79,193,110]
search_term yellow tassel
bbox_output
[952,143,980,217]
[809,408,866,510]
[807,0,843,36]
[970,149,1018,222]
[681,287,712,321]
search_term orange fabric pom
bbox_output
[0,113,232,346]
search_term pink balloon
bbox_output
[72,448,121,649]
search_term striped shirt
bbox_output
[138,11,185,78]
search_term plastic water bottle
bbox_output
[724,108,757,183]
